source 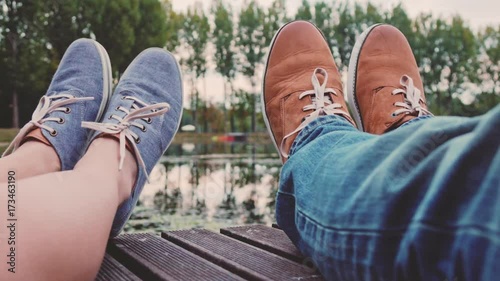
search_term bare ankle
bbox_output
[11,140,61,173]
[76,137,137,204]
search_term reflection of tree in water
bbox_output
[153,188,181,215]
[242,196,264,224]
[144,142,281,231]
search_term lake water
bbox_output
[123,142,282,233]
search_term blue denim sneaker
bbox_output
[82,48,183,237]
[2,38,112,170]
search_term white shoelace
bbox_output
[82,96,170,181]
[280,68,349,158]
[2,93,93,157]
[391,75,433,117]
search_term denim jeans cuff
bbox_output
[289,115,354,156]
[399,115,433,128]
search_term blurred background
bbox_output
[0,0,498,232]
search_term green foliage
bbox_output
[181,5,211,132]
[212,0,235,80]
[414,15,480,114]
[182,6,210,78]
[313,1,334,52]
[44,0,170,74]
[236,0,267,132]
[85,0,141,74]
[236,0,266,85]
[295,0,312,21]
[212,0,236,132]
[0,0,174,127]
[0,0,498,132]
[130,0,169,58]
[0,0,48,127]
[230,89,256,132]
[263,0,287,45]
[44,0,89,60]
[161,0,183,52]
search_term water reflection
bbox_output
[124,142,282,233]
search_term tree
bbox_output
[181,4,210,132]
[236,0,266,132]
[354,2,384,29]
[212,0,236,132]
[295,0,312,21]
[0,0,45,128]
[232,89,254,132]
[332,2,357,70]
[386,4,415,48]
[313,1,334,52]
[85,0,141,74]
[263,0,287,45]
[414,15,478,115]
[162,0,183,52]
[467,25,500,116]
[44,0,89,61]
[129,0,169,57]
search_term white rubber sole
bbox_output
[347,23,383,132]
[92,40,113,121]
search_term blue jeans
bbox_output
[276,105,500,281]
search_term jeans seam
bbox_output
[399,115,432,128]
[277,190,295,197]
[295,208,500,238]
[290,116,353,155]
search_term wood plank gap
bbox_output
[95,253,141,281]
[220,226,304,263]
[107,233,242,281]
[162,231,268,280]
[162,229,323,281]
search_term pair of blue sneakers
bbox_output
[2,39,183,237]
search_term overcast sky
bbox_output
[172,0,499,29]
[170,0,500,104]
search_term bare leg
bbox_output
[0,138,137,281]
[0,141,61,182]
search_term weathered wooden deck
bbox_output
[96,224,324,280]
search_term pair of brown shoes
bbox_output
[262,21,432,162]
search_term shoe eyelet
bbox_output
[146,118,152,124]
[116,106,121,111]
[135,137,141,144]
[391,113,397,117]
[108,115,114,120]
[64,107,71,114]
[141,126,147,132]
[50,130,58,137]
[121,96,127,100]
[58,118,65,124]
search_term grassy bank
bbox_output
[0,129,19,143]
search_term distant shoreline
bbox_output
[0,129,273,148]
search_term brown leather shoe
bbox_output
[262,21,356,163]
[347,24,432,135]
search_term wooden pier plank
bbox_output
[220,225,304,263]
[107,233,243,281]
[95,253,141,281]
[162,229,323,281]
